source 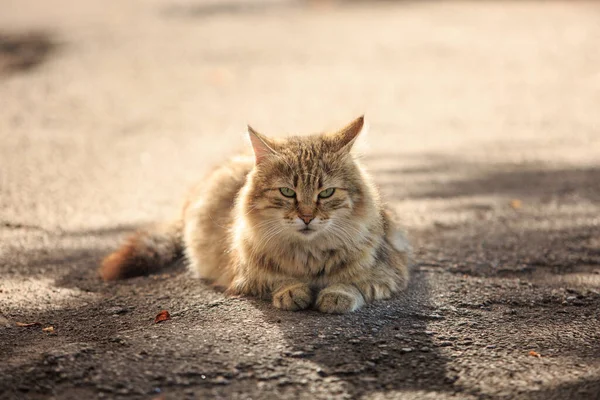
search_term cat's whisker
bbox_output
[207,213,229,230]
[337,221,364,236]
[256,223,280,242]
[242,202,262,216]
[252,223,284,252]
[251,227,286,259]
[250,219,278,230]
[329,221,363,245]
[259,227,286,252]
[327,222,352,243]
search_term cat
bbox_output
[100,116,410,313]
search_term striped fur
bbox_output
[100,116,410,313]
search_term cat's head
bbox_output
[242,116,377,243]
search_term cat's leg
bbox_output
[316,277,397,314]
[272,279,312,311]
[347,259,408,306]
[350,279,396,303]
[228,263,311,311]
[353,233,410,302]
[315,283,365,314]
[316,240,409,313]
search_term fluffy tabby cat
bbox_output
[100,116,410,313]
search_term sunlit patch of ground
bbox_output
[0,277,98,314]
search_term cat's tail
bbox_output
[99,220,184,281]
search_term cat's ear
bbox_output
[327,115,365,153]
[247,125,277,163]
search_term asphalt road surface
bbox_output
[1,1,599,399]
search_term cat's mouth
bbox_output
[298,227,316,235]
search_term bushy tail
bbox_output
[99,221,184,281]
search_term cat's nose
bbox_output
[299,214,314,225]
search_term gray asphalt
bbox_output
[1,1,599,399]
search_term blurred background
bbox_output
[1,0,599,230]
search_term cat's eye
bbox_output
[318,188,336,199]
[279,187,296,198]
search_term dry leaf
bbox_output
[529,350,541,358]
[154,310,171,324]
[42,326,55,333]
[510,199,522,209]
[15,322,41,327]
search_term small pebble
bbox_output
[213,376,230,385]
[107,307,129,315]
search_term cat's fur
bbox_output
[100,116,410,313]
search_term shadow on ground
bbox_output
[527,377,600,400]
[0,224,144,291]
[368,153,600,279]
[256,271,455,398]
[162,0,435,18]
[163,0,304,18]
[367,153,600,203]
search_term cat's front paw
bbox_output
[354,281,394,302]
[316,284,365,314]
[272,283,311,311]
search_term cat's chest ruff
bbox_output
[276,244,347,277]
